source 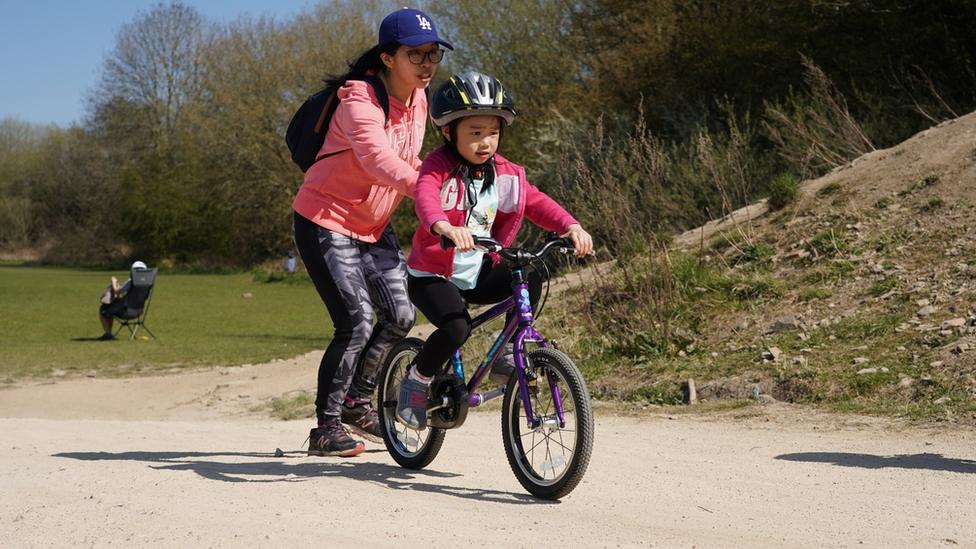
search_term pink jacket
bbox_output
[408,146,578,279]
[292,79,426,243]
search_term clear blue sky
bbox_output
[0,0,316,127]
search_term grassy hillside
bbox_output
[541,112,976,423]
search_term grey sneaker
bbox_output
[396,375,429,430]
[341,398,382,443]
[489,344,516,385]
[307,417,365,457]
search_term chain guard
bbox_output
[428,374,469,429]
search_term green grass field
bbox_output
[0,264,332,380]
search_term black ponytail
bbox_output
[323,42,401,88]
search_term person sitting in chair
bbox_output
[98,260,147,341]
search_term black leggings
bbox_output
[293,212,415,421]
[408,260,541,377]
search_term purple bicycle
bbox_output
[377,235,594,499]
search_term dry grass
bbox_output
[764,56,876,178]
[540,111,976,423]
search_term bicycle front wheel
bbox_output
[378,337,446,470]
[501,348,594,499]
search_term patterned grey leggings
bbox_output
[293,213,415,421]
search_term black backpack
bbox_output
[285,74,389,173]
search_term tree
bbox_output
[427,0,591,174]
[185,1,389,262]
[94,1,207,144]
[0,118,52,247]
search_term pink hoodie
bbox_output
[408,146,578,279]
[292,79,426,243]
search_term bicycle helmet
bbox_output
[430,70,516,127]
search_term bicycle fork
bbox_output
[509,267,566,430]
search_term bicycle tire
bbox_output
[377,337,446,469]
[501,348,594,499]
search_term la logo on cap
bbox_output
[416,14,431,30]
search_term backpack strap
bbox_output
[314,93,339,134]
[320,74,391,160]
[360,73,391,125]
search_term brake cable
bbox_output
[531,254,553,322]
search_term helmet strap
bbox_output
[447,147,496,225]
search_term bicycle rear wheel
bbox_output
[502,348,594,499]
[378,337,446,469]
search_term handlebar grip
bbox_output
[439,235,455,250]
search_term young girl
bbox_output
[397,71,593,429]
[292,8,452,456]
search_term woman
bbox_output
[292,8,451,457]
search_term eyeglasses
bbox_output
[406,48,445,65]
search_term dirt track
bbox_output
[1,356,975,548]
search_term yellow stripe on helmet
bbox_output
[451,76,471,105]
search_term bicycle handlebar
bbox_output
[439,234,577,265]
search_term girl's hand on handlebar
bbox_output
[562,224,594,258]
[433,221,475,252]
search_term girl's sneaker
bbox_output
[489,344,515,384]
[396,376,430,430]
[307,417,365,457]
[341,398,383,443]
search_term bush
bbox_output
[919,197,945,212]
[0,195,35,246]
[807,228,848,258]
[816,181,843,196]
[713,274,784,302]
[868,277,902,297]
[628,384,684,406]
[767,172,800,210]
[799,286,833,301]
[736,242,776,266]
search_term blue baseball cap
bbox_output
[378,7,453,50]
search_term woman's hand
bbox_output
[432,221,475,252]
[562,224,594,258]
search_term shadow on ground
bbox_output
[775,452,976,474]
[54,450,554,505]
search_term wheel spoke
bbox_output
[545,443,554,479]
[503,349,593,496]
[524,433,550,455]
[557,426,569,458]
[544,434,575,455]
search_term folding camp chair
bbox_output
[113,267,158,340]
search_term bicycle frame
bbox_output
[448,265,565,429]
